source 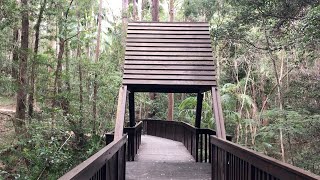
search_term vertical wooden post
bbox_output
[211,87,226,139]
[195,93,203,128]
[129,91,135,127]
[114,86,127,141]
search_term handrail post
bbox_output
[195,93,203,128]
[129,91,135,127]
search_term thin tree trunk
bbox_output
[133,0,138,20]
[167,94,174,120]
[169,0,174,22]
[14,0,29,135]
[151,0,159,21]
[77,12,83,123]
[141,0,146,21]
[122,0,129,44]
[265,28,285,162]
[280,128,285,162]
[62,40,70,115]
[92,0,103,134]
[28,0,46,117]
[147,0,160,118]
[52,0,74,125]
[12,29,19,84]
[167,0,174,121]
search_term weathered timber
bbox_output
[195,93,204,128]
[123,22,216,91]
[126,47,212,52]
[125,56,213,61]
[59,135,127,180]
[211,87,226,139]
[114,86,127,141]
[126,43,211,47]
[128,22,209,27]
[123,79,216,86]
[124,65,214,70]
[126,38,211,43]
[125,51,213,56]
[123,74,215,81]
[124,60,214,65]
[127,30,210,35]
[127,26,209,31]
[124,70,216,75]
[210,136,320,180]
[128,92,135,127]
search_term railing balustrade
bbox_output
[142,119,232,163]
[59,135,127,180]
[210,136,320,180]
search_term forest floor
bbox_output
[0,96,15,148]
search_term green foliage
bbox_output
[178,94,215,129]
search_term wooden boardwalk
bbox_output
[126,135,211,180]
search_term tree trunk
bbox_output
[169,0,174,21]
[133,0,138,20]
[167,0,174,121]
[122,0,129,44]
[92,0,103,134]
[62,40,71,116]
[28,0,46,117]
[53,38,64,108]
[147,0,160,118]
[52,0,74,120]
[12,29,19,84]
[14,0,29,135]
[265,29,285,162]
[151,0,159,21]
[77,13,83,122]
[141,0,146,21]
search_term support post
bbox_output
[211,87,226,139]
[129,91,135,127]
[195,93,203,128]
[114,86,127,141]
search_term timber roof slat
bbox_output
[125,56,213,61]
[125,51,213,56]
[126,43,211,47]
[123,74,215,81]
[127,34,210,39]
[126,38,211,43]
[124,70,216,76]
[127,30,210,35]
[126,47,212,52]
[128,26,209,31]
[124,65,215,71]
[124,60,214,66]
[128,22,209,27]
[123,79,217,86]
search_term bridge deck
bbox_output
[126,135,211,180]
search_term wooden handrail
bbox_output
[59,135,127,180]
[124,121,143,161]
[104,121,143,161]
[210,135,320,180]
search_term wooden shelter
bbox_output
[59,22,320,180]
[116,22,226,140]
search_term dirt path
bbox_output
[0,103,15,148]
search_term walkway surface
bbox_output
[126,135,211,180]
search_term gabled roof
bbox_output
[123,22,216,93]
